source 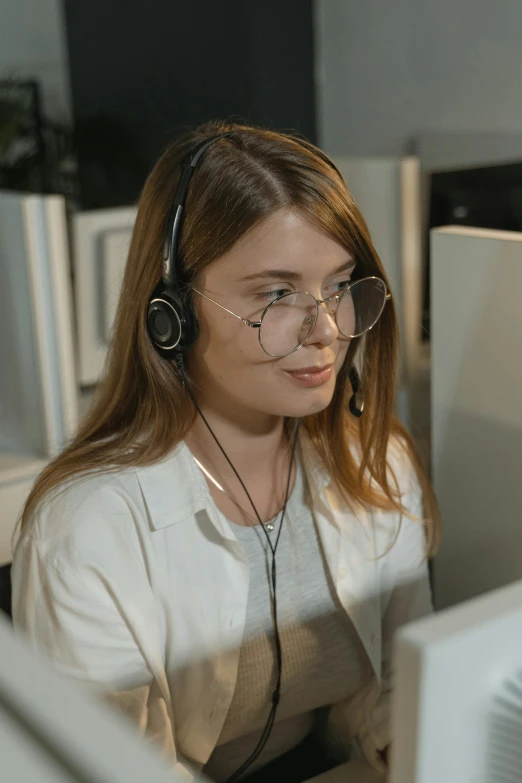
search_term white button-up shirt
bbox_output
[11,433,433,780]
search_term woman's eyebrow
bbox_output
[238,259,356,282]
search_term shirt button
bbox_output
[371,633,379,646]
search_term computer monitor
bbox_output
[390,578,522,783]
[0,612,194,783]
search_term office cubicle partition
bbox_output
[431,226,522,609]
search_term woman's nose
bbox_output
[305,301,339,347]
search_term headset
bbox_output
[146,131,365,416]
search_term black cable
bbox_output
[178,355,300,783]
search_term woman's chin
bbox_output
[276,383,337,418]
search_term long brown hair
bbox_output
[18,120,440,555]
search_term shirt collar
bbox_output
[134,430,331,532]
[134,440,215,530]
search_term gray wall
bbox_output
[315,0,522,156]
[0,0,71,121]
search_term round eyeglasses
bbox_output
[192,276,391,358]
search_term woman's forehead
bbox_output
[204,209,353,284]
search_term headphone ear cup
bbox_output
[147,286,198,356]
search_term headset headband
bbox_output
[162,132,233,288]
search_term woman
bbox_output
[12,122,440,783]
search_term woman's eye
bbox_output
[256,279,352,301]
[257,288,290,300]
[331,279,352,293]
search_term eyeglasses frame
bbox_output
[191,276,391,358]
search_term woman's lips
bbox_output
[285,364,334,387]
